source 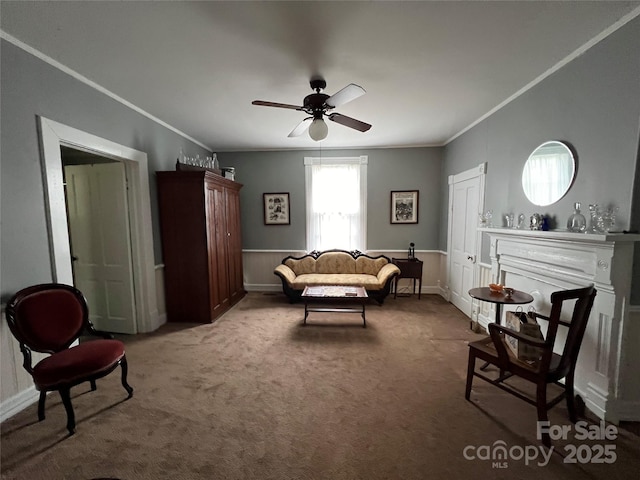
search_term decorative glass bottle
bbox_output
[567,202,587,233]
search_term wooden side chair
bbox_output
[465,285,596,446]
[5,283,133,435]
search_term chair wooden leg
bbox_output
[120,356,134,398]
[90,379,97,391]
[565,371,577,423]
[59,388,75,435]
[37,391,46,421]
[465,351,475,400]
[536,383,550,447]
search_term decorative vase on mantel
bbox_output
[567,202,587,233]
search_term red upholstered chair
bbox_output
[5,283,133,434]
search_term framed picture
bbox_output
[390,190,419,224]
[263,193,290,225]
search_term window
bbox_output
[304,156,367,251]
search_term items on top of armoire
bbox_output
[176,150,237,180]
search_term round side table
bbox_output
[468,287,534,325]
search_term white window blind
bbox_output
[304,156,367,252]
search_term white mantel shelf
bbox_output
[479,227,640,243]
[480,227,640,424]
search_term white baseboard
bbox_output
[244,284,281,292]
[477,313,491,333]
[153,312,167,330]
[611,400,640,422]
[0,386,39,422]
[438,284,450,301]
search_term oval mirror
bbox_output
[522,141,575,206]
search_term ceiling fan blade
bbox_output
[327,113,372,132]
[252,100,303,111]
[288,117,313,137]
[325,84,366,108]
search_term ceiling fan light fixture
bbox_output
[309,118,328,141]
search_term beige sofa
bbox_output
[274,249,400,304]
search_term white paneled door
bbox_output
[448,164,485,317]
[65,162,137,334]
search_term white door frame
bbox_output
[38,116,159,333]
[446,162,487,315]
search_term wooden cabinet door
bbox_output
[159,170,243,323]
[157,173,211,322]
[225,186,244,302]
[205,180,230,316]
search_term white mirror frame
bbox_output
[522,140,576,207]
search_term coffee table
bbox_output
[301,285,368,327]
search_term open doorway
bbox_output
[61,146,137,334]
[38,117,159,333]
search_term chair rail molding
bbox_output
[481,227,640,423]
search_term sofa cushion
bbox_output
[355,256,388,275]
[285,256,316,275]
[316,252,356,274]
[292,274,383,290]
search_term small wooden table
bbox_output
[302,286,368,327]
[469,287,534,372]
[468,287,534,325]
[392,258,423,299]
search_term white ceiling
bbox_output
[2,1,639,151]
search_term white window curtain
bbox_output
[305,156,367,252]
[522,147,572,206]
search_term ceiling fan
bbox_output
[252,77,372,141]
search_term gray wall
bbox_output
[3,16,639,301]
[0,38,443,303]
[217,147,442,251]
[0,39,211,300]
[440,16,640,302]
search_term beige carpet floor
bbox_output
[1,292,638,479]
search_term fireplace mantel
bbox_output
[480,227,640,423]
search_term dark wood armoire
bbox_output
[157,170,244,323]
